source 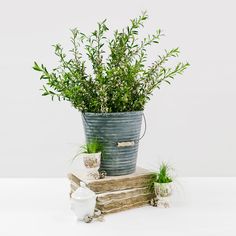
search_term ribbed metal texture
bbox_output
[82,111,143,176]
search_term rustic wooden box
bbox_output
[68,167,155,214]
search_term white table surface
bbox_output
[0,177,235,236]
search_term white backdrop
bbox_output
[0,0,235,177]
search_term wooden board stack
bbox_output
[68,167,155,214]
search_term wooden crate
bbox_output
[68,167,155,214]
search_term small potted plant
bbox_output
[77,140,102,180]
[153,162,173,198]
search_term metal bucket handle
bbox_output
[81,112,147,146]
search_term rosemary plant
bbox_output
[33,11,189,113]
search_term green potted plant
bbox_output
[76,140,102,180]
[33,11,189,176]
[152,162,174,198]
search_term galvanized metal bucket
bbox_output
[82,111,144,176]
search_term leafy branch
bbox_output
[33,12,190,112]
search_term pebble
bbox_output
[99,170,107,179]
[94,209,102,217]
[83,215,93,223]
[83,210,104,223]
[149,198,158,207]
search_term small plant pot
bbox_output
[81,152,101,180]
[154,182,173,198]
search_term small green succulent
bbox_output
[155,162,173,183]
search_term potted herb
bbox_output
[33,11,189,176]
[78,140,102,180]
[152,162,173,198]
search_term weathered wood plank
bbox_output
[101,200,151,214]
[70,181,153,201]
[97,187,152,202]
[97,193,154,212]
[69,167,154,193]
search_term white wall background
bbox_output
[0,0,235,177]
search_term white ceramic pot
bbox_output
[71,182,96,221]
[81,152,101,180]
[154,182,173,198]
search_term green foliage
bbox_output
[33,11,190,113]
[80,139,103,154]
[154,162,173,183]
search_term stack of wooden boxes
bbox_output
[68,167,155,214]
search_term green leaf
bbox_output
[32,62,41,71]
